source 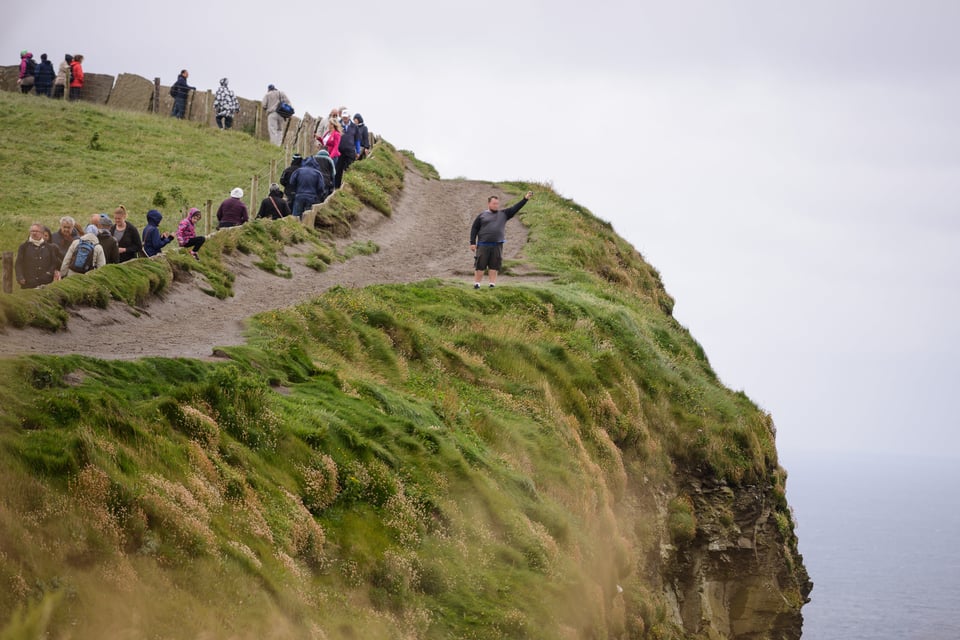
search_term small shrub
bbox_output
[299,453,339,514]
[668,495,697,544]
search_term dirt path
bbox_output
[0,168,541,360]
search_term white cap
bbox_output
[230,187,244,198]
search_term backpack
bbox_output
[70,239,96,273]
[25,57,36,76]
[277,102,295,118]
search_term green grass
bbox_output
[0,92,808,640]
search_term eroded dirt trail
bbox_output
[0,169,535,359]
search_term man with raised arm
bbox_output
[469,191,533,289]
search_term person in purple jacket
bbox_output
[216,188,249,229]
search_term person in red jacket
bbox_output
[69,54,84,101]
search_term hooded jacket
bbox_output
[214,79,240,117]
[176,209,202,245]
[142,209,173,257]
[289,157,325,203]
[313,150,337,193]
[69,59,84,88]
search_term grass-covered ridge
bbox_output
[0,91,806,639]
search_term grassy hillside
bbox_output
[0,92,806,639]
[0,90,404,329]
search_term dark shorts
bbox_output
[474,243,503,271]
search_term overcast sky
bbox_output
[6,1,959,464]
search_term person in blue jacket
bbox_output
[142,209,174,256]
[289,156,326,220]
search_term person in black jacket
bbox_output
[111,205,144,262]
[336,114,359,189]
[279,154,302,207]
[34,53,56,97]
[170,70,195,119]
[353,113,371,159]
[15,223,61,288]
[93,214,120,264]
[256,183,292,219]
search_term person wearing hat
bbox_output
[214,77,240,129]
[53,54,72,100]
[256,184,292,220]
[170,69,196,119]
[262,84,290,146]
[216,188,249,229]
[17,51,36,93]
[90,213,119,264]
[279,154,303,206]
[60,223,106,276]
[176,208,205,259]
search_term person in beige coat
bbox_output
[60,224,106,277]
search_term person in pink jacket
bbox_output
[320,119,342,160]
[176,208,205,259]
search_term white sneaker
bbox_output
[473,283,480,289]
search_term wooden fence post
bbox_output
[251,176,258,211]
[153,78,160,114]
[2,252,13,293]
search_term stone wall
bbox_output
[0,66,275,142]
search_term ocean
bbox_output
[784,452,960,640]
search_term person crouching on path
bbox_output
[142,210,174,257]
[216,188,249,229]
[15,223,61,288]
[177,208,205,259]
[469,191,533,289]
[60,224,106,277]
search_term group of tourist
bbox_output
[17,50,84,99]
[13,206,206,290]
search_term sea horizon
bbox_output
[783,450,960,639]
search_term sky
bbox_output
[6,1,960,465]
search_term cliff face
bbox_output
[657,474,812,639]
